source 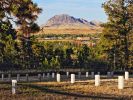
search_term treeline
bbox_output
[0,37,108,71]
[0,0,133,71]
[34,33,101,39]
[0,0,107,71]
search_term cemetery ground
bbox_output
[0,74,133,100]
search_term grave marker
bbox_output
[125,71,129,80]
[57,73,60,82]
[8,74,11,81]
[86,72,89,77]
[26,74,29,81]
[66,72,69,77]
[95,75,100,86]
[111,71,114,77]
[1,74,4,81]
[107,72,111,78]
[17,74,20,81]
[47,73,50,78]
[118,76,124,89]
[43,73,45,79]
[78,72,81,78]
[71,74,75,83]
[38,74,41,81]
[12,80,17,94]
[91,72,94,78]
[98,72,100,75]
[52,73,55,78]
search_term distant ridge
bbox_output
[38,14,103,34]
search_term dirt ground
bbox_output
[0,77,133,100]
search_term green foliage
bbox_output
[50,57,60,71]
[102,0,133,70]
[0,0,120,71]
[43,58,49,70]
[78,45,90,68]
[0,0,42,70]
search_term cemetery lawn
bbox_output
[0,79,133,100]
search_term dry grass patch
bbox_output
[32,78,133,99]
[0,78,133,100]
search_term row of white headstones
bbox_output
[0,72,110,81]
[2,71,129,94]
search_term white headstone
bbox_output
[17,74,20,81]
[47,73,50,78]
[98,72,100,75]
[66,72,69,77]
[57,73,60,82]
[8,74,11,81]
[26,74,29,81]
[95,75,100,86]
[52,73,55,78]
[111,71,114,77]
[125,71,129,80]
[71,74,75,83]
[107,72,111,78]
[38,74,41,81]
[78,72,81,78]
[1,74,4,81]
[43,73,45,79]
[12,80,17,94]
[118,76,124,89]
[91,72,94,78]
[86,72,89,77]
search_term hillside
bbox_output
[37,14,103,34]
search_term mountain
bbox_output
[39,14,103,34]
[89,20,103,26]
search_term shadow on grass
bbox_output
[125,86,133,89]
[20,83,128,100]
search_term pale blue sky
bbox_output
[33,0,107,26]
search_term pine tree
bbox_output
[102,0,133,70]
[0,0,42,70]
[78,44,90,69]
[50,57,60,71]
[43,58,49,70]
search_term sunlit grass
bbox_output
[0,78,133,99]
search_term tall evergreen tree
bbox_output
[0,0,42,70]
[78,44,90,68]
[102,0,133,70]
